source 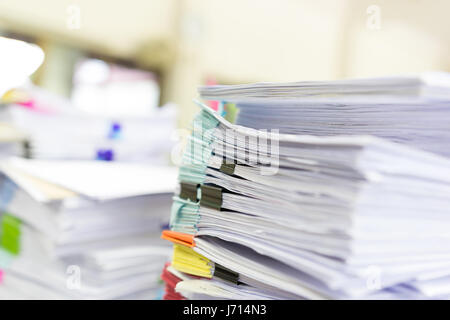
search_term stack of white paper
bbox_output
[199,72,450,100]
[0,158,177,299]
[200,72,450,157]
[161,75,450,300]
[0,107,26,159]
[0,85,176,164]
[2,104,176,164]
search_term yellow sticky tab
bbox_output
[172,244,213,278]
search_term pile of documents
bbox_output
[0,122,25,159]
[0,87,176,164]
[161,74,450,300]
[0,103,26,159]
[199,72,450,157]
[0,158,177,299]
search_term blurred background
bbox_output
[1,0,450,128]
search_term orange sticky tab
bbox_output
[161,230,195,248]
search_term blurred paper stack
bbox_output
[0,86,176,164]
[0,103,27,159]
[161,73,450,300]
[200,72,450,157]
[0,158,177,299]
[0,121,26,159]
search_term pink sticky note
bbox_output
[205,77,219,111]
[17,99,54,114]
[0,269,3,284]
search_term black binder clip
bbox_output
[200,185,222,210]
[179,182,199,202]
[213,264,239,284]
[219,162,236,175]
[22,140,32,159]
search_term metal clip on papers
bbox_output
[200,185,222,210]
[219,162,236,175]
[179,182,199,202]
[213,264,239,284]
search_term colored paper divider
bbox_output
[0,213,21,255]
[161,230,195,248]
